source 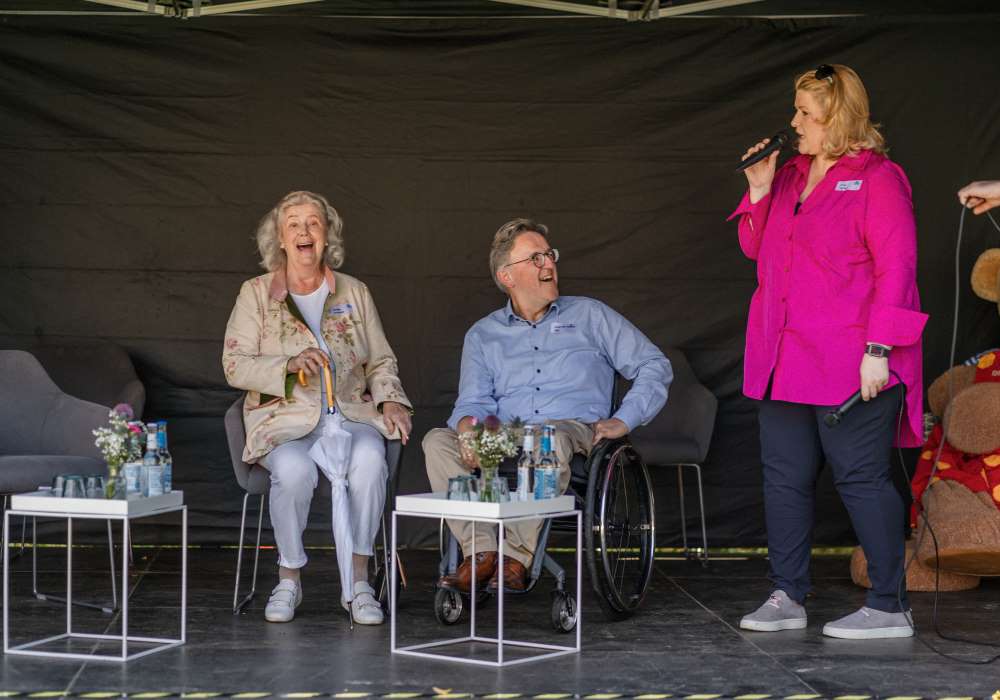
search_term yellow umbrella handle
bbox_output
[322,363,335,413]
[297,369,308,387]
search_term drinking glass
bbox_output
[447,476,468,501]
[85,475,105,499]
[63,475,84,499]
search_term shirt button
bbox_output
[534,346,538,351]
[534,409,539,414]
[531,324,536,329]
[783,266,789,272]
[535,387,540,391]
[536,369,541,373]
[781,297,787,303]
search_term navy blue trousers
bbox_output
[758,384,908,612]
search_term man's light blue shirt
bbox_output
[447,296,672,432]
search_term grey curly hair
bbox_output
[255,190,345,272]
[489,218,549,294]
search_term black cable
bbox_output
[890,205,1000,664]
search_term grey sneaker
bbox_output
[264,579,302,623]
[739,590,807,631]
[822,607,914,639]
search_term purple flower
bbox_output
[483,415,501,432]
[112,403,134,420]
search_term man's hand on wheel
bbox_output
[592,418,628,445]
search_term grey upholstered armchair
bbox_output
[0,350,109,497]
[0,350,122,612]
[21,340,145,419]
[629,346,717,562]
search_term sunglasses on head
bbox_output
[815,64,835,82]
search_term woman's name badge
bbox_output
[328,303,354,316]
[835,180,863,191]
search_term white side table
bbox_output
[3,490,187,662]
[391,493,580,667]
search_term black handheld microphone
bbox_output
[824,389,864,427]
[735,131,789,173]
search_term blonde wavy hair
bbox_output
[794,64,886,159]
[255,190,345,272]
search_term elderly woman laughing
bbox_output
[223,190,412,625]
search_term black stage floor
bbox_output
[2,544,1000,698]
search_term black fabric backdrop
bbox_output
[1,13,999,548]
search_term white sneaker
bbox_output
[264,579,302,623]
[341,581,385,625]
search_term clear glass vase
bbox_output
[479,464,502,503]
[105,465,127,500]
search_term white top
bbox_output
[290,279,333,407]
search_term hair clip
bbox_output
[815,64,835,83]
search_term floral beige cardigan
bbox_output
[223,266,411,464]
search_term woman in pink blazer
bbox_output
[729,65,928,640]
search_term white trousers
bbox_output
[261,418,387,569]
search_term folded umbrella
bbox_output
[307,363,356,626]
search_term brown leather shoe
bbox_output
[487,557,528,592]
[437,552,497,593]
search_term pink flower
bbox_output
[483,415,501,432]
[112,403,134,420]
[128,423,143,434]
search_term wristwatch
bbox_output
[865,343,891,359]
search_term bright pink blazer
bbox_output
[728,149,928,446]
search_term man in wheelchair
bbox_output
[423,218,672,593]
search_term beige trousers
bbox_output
[423,420,593,566]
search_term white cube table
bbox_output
[3,490,187,662]
[391,492,580,667]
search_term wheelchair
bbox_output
[433,435,656,630]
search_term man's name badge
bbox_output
[835,180,863,191]
[551,322,577,334]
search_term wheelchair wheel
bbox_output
[550,591,577,633]
[434,588,463,625]
[584,440,655,621]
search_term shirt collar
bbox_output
[791,149,875,177]
[504,297,561,325]
[269,265,337,302]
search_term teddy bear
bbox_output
[851,248,1000,592]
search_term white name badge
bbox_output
[551,322,577,334]
[328,303,354,316]
[835,180,863,191]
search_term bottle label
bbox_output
[146,465,165,497]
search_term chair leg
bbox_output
[674,463,709,565]
[676,465,688,553]
[106,519,118,610]
[691,463,709,564]
[233,493,265,614]
[31,517,116,614]
[0,496,27,564]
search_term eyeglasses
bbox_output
[815,64,835,83]
[503,248,559,269]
